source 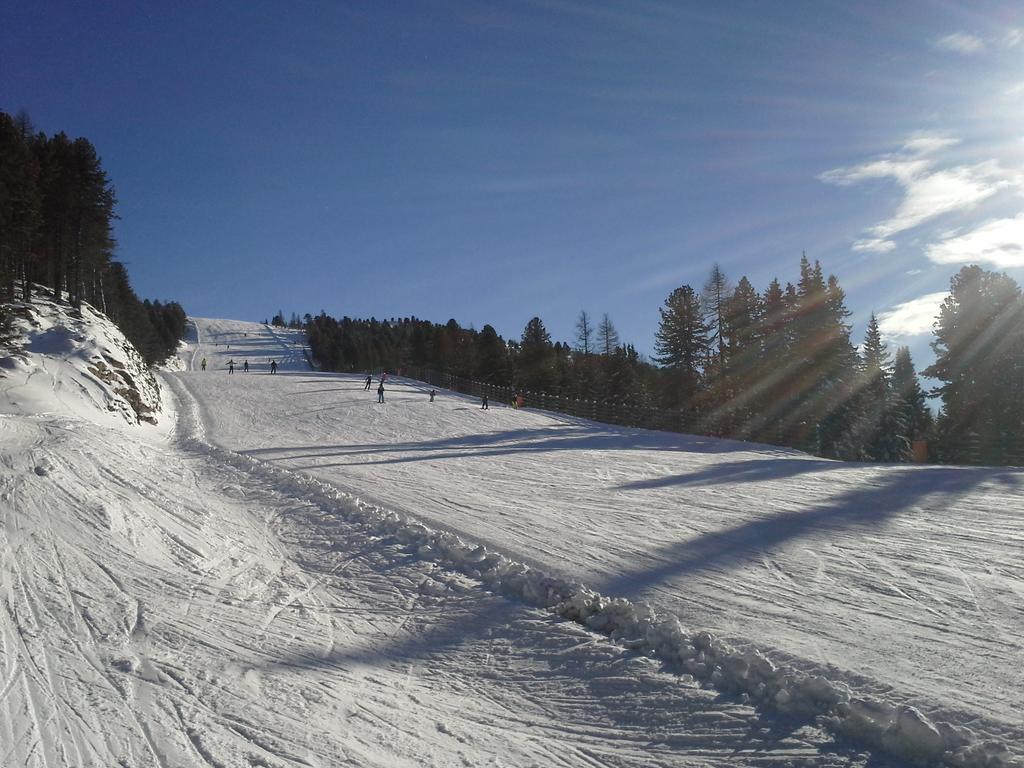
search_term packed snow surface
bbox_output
[1,307,1021,767]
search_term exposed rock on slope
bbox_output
[0,293,163,426]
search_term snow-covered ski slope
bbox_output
[0,305,872,768]
[1,305,1021,767]
[178,318,1024,764]
[183,317,310,374]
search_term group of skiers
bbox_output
[200,358,518,411]
[365,372,388,402]
[365,371,521,412]
[201,357,276,374]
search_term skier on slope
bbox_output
[228,360,235,374]
[377,381,385,403]
[270,360,278,374]
[364,374,372,391]
[243,360,249,373]
[481,394,489,410]
[201,358,207,371]
[429,389,436,402]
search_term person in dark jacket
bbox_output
[377,382,385,403]
[364,374,372,390]
[481,394,489,410]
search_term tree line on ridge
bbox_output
[0,110,186,364]
[298,256,1023,466]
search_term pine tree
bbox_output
[430,319,458,372]
[702,263,731,373]
[924,266,1024,465]
[598,313,619,356]
[0,112,41,301]
[66,137,116,308]
[857,314,908,461]
[521,316,551,348]
[716,276,762,436]
[655,286,707,369]
[892,346,932,449]
[770,256,830,450]
[600,345,646,404]
[746,278,789,443]
[654,285,708,414]
[35,131,75,300]
[575,310,593,355]
[449,319,476,378]
[763,256,860,457]
[696,264,730,433]
[815,273,862,459]
[475,324,508,383]
[518,317,555,392]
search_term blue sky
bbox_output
[4,1,1023,365]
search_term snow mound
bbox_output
[1,293,164,428]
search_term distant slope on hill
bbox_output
[181,317,312,373]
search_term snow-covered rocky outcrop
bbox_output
[1,293,163,427]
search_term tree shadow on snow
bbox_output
[239,425,775,470]
[596,464,1019,597]
[615,456,848,490]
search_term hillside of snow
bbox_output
[1,304,1021,767]
[179,318,1024,766]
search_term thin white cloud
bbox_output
[852,238,896,253]
[821,137,1021,249]
[819,135,956,188]
[902,136,960,156]
[933,29,1021,54]
[869,162,1015,238]
[877,292,949,338]
[820,157,931,186]
[935,32,985,54]
[1004,82,1024,98]
[926,213,1024,268]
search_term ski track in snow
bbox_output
[1,308,1021,767]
